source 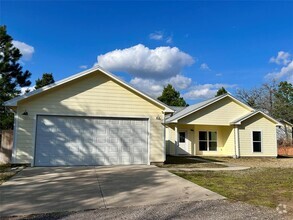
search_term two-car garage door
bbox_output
[34,115,148,166]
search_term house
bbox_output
[4,66,281,166]
[165,95,281,157]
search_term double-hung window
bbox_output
[252,131,262,152]
[199,131,217,151]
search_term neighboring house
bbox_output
[165,94,281,158]
[277,120,293,146]
[4,66,281,167]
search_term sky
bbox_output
[1,1,293,104]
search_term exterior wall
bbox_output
[166,124,235,156]
[194,125,235,156]
[14,71,165,164]
[166,124,194,155]
[179,97,251,125]
[239,114,277,157]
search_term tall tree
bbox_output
[274,81,293,123]
[215,87,227,97]
[236,80,293,123]
[35,73,55,89]
[158,84,187,107]
[0,25,31,129]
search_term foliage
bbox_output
[236,80,293,123]
[35,73,55,89]
[0,25,31,129]
[215,87,227,97]
[158,84,187,107]
[274,81,293,123]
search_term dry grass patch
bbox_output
[174,168,293,215]
[0,164,22,185]
[204,157,293,168]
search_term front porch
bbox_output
[166,124,238,157]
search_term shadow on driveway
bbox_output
[0,165,224,217]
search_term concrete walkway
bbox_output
[0,165,224,217]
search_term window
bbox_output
[199,131,217,151]
[179,132,186,143]
[252,131,262,152]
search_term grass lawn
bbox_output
[158,156,227,168]
[0,164,21,185]
[174,167,293,214]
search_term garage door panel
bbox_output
[35,116,148,166]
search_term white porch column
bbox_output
[175,125,178,156]
[234,126,240,158]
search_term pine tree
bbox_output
[35,73,55,89]
[0,25,31,129]
[215,87,227,97]
[158,84,187,107]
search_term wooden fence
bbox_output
[0,130,13,164]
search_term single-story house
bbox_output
[4,66,281,166]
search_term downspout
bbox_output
[234,125,240,158]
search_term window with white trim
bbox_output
[199,131,217,151]
[252,131,262,152]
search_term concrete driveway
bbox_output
[0,165,224,217]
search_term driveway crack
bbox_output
[94,167,107,209]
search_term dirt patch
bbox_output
[159,156,228,168]
[205,157,293,168]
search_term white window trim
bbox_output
[251,130,262,153]
[198,130,218,152]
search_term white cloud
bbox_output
[166,36,173,44]
[266,60,293,83]
[149,31,173,44]
[149,31,163,40]
[96,44,194,79]
[168,75,192,90]
[20,86,35,95]
[12,40,35,61]
[200,63,210,71]
[183,84,236,100]
[130,77,164,97]
[130,74,192,97]
[216,73,222,77]
[79,65,88,69]
[269,51,291,65]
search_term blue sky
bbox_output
[1,1,293,104]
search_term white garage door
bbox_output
[34,116,148,166]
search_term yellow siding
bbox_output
[166,125,194,155]
[194,125,235,156]
[166,124,234,156]
[179,97,251,125]
[14,70,165,164]
[239,114,277,157]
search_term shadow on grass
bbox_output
[164,155,224,164]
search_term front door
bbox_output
[177,131,188,155]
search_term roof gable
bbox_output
[231,111,281,126]
[166,94,253,123]
[4,66,173,113]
